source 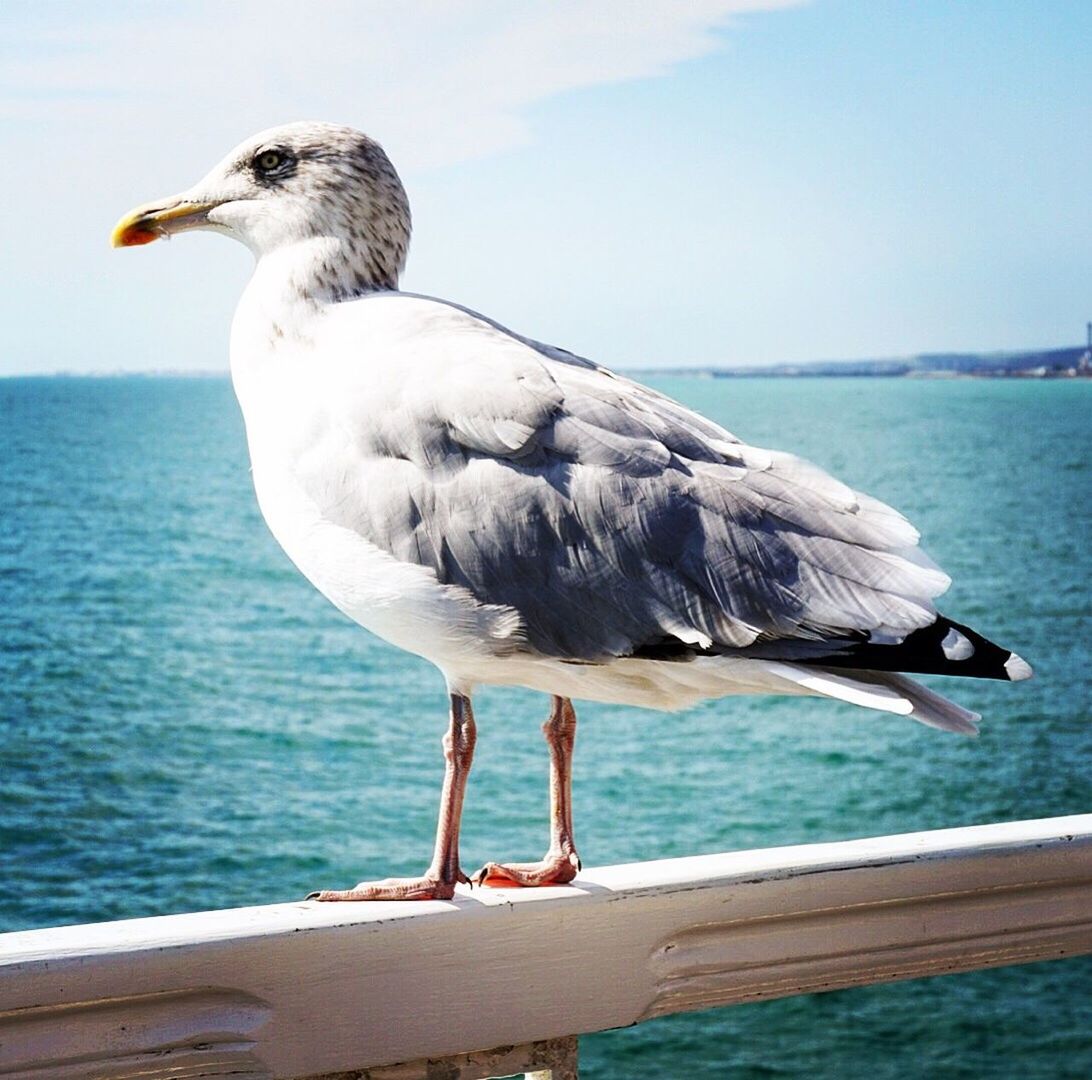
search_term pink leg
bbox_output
[473,696,581,888]
[309,693,476,901]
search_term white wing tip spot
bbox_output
[941,627,975,661]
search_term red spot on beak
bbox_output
[116,224,159,247]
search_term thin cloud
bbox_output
[3,0,804,168]
[0,0,806,374]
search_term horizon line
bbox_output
[2,339,1086,381]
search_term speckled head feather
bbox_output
[113,121,411,296]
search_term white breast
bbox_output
[228,288,523,676]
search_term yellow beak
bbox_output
[110,198,218,248]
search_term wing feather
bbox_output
[308,294,948,661]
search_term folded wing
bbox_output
[309,295,951,663]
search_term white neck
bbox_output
[252,236,393,306]
[230,237,392,362]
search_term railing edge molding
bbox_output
[1,814,1090,1079]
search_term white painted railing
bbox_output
[1,815,1090,1079]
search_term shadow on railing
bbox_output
[1,815,1090,1079]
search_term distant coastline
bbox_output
[5,345,1092,381]
[633,344,1092,380]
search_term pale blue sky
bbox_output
[1,0,1089,374]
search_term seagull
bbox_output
[112,122,1032,902]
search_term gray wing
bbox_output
[314,296,949,660]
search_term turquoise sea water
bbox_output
[1,375,1089,1076]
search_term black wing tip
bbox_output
[628,616,1035,683]
[791,616,1033,682]
[939,618,1034,682]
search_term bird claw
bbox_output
[470,850,581,888]
[306,875,460,901]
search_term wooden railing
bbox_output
[1,815,1090,1079]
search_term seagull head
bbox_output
[111,121,411,292]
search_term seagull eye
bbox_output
[253,149,292,177]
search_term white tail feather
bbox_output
[765,662,913,715]
[861,670,981,735]
[769,662,981,735]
